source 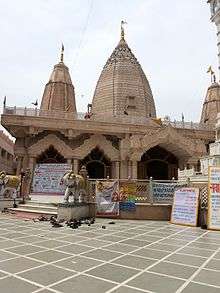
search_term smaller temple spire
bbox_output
[207,65,216,83]
[120,20,127,40]
[60,43,64,63]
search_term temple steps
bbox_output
[9,201,58,217]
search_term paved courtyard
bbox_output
[0,215,219,293]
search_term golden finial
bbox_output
[60,43,64,62]
[207,65,215,83]
[121,20,127,40]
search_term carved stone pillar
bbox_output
[120,161,127,179]
[16,156,23,175]
[128,161,132,178]
[131,161,138,179]
[73,159,79,174]
[67,158,72,167]
[115,161,120,179]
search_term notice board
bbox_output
[208,167,220,231]
[32,164,71,195]
[171,187,199,227]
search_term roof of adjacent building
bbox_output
[91,30,156,119]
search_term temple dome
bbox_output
[200,82,220,127]
[40,48,76,113]
[91,34,156,119]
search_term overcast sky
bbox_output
[0,0,218,126]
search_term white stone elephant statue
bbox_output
[0,171,21,198]
[62,171,86,203]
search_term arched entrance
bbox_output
[80,147,111,179]
[36,145,67,164]
[138,146,178,180]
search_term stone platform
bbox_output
[57,202,96,221]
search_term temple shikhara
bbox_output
[1,19,219,182]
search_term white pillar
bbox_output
[73,159,79,174]
[132,161,138,179]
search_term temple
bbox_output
[1,24,216,182]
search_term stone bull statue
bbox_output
[0,171,21,198]
[62,171,87,203]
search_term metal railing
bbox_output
[2,106,213,131]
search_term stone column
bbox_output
[128,161,132,178]
[16,156,23,175]
[120,161,127,179]
[115,161,120,179]
[131,161,138,179]
[73,159,79,174]
[67,158,72,167]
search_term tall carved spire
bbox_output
[92,24,156,119]
[40,46,77,113]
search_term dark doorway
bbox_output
[138,146,178,180]
[146,160,168,180]
[80,147,111,179]
[36,146,66,164]
[87,161,105,179]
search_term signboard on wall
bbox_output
[32,164,71,195]
[96,181,119,216]
[208,167,220,230]
[171,187,199,227]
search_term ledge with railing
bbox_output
[2,106,213,131]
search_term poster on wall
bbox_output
[208,167,220,230]
[96,181,119,216]
[171,187,199,227]
[118,182,136,211]
[153,182,185,203]
[32,164,71,195]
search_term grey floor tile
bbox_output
[19,264,74,286]
[0,276,40,293]
[97,235,125,242]
[120,239,151,247]
[5,244,47,255]
[178,247,214,257]
[147,243,180,252]
[16,235,47,244]
[112,254,157,270]
[82,248,123,261]
[165,253,207,267]
[127,271,184,293]
[149,261,197,279]
[0,250,17,261]
[87,263,138,283]
[205,258,220,270]
[0,256,43,273]
[59,235,89,243]
[132,247,170,259]
[79,239,110,248]
[187,241,220,251]
[34,239,67,249]
[30,250,71,263]
[111,286,145,293]
[56,243,93,254]
[51,274,115,293]
[2,232,28,239]
[0,239,24,249]
[181,281,220,293]
[54,255,103,271]
[104,243,138,253]
[193,269,220,287]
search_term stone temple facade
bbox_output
[0,26,217,182]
